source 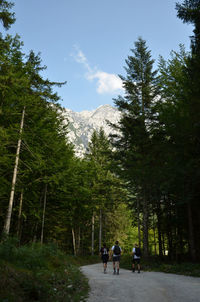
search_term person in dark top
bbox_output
[132,243,141,273]
[99,243,109,273]
[111,241,122,275]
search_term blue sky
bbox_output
[7,0,193,112]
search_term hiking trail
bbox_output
[81,262,200,302]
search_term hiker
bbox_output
[111,241,122,275]
[99,243,109,273]
[132,243,141,273]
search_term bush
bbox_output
[0,239,89,302]
[120,253,200,277]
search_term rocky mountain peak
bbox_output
[62,104,120,157]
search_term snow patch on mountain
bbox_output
[62,104,120,157]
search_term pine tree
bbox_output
[111,37,159,257]
[0,0,15,30]
[176,0,200,260]
[176,0,200,54]
[86,128,127,253]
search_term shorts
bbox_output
[132,258,140,264]
[113,255,120,262]
[102,255,109,263]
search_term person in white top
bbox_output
[111,241,122,275]
[132,243,141,273]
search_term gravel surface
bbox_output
[81,262,200,302]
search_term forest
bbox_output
[0,0,200,263]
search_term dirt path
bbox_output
[81,262,200,302]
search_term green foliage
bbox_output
[85,128,129,252]
[120,254,200,277]
[0,30,76,246]
[64,255,100,267]
[176,0,200,54]
[105,203,137,252]
[0,240,89,302]
[110,6,200,261]
[0,0,15,29]
[111,37,160,257]
[1,0,200,274]
[122,226,140,253]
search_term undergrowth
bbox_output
[0,238,93,302]
[120,254,200,277]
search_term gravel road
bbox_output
[81,262,200,302]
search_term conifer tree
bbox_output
[0,0,15,30]
[86,128,112,251]
[86,128,127,253]
[111,37,159,257]
[175,0,200,260]
[176,0,200,54]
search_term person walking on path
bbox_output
[99,243,109,273]
[132,243,141,273]
[111,241,122,275]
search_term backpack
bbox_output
[135,247,141,257]
[103,247,108,255]
[113,245,121,255]
[100,247,108,255]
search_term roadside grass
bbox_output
[120,254,200,277]
[65,254,100,267]
[0,238,99,302]
[2,238,200,302]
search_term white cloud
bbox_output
[73,48,91,72]
[72,46,123,94]
[87,71,123,94]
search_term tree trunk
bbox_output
[72,228,76,255]
[156,200,163,258]
[41,183,47,244]
[77,226,81,255]
[17,190,23,238]
[153,213,157,256]
[91,212,95,255]
[142,191,149,257]
[166,196,173,260]
[33,222,38,243]
[187,202,196,261]
[176,225,183,263]
[162,233,166,256]
[99,208,102,252]
[137,198,141,248]
[33,193,43,243]
[3,106,25,236]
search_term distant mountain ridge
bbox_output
[62,104,121,157]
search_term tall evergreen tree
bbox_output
[86,128,127,252]
[176,0,200,54]
[175,0,200,260]
[153,47,190,260]
[111,37,159,257]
